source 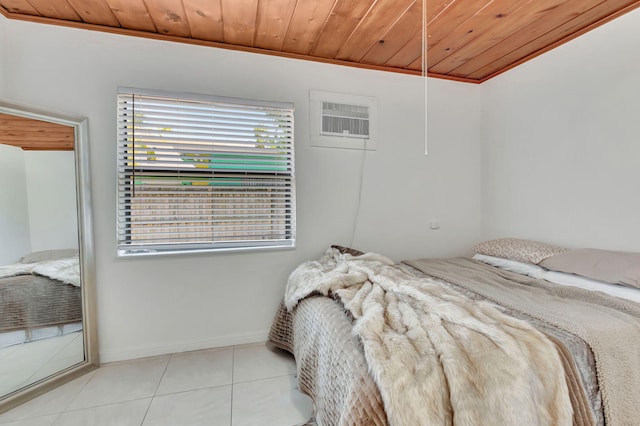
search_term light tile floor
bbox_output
[0,342,314,426]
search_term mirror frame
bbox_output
[0,99,98,413]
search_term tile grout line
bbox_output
[0,411,63,426]
[230,345,236,426]
[58,367,97,415]
[233,371,298,386]
[25,333,81,387]
[139,354,172,425]
[55,396,154,415]
[0,336,86,425]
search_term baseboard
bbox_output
[98,329,270,364]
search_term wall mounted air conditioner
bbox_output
[309,90,377,150]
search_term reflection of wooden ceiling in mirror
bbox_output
[0,113,74,150]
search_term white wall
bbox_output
[24,150,78,251]
[0,148,76,264]
[481,7,640,252]
[0,20,5,96]
[2,18,483,362]
[401,77,483,258]
[0,144,30,264]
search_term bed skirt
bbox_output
[270,296,387,426]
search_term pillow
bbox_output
[472,238,568,264]
[542,270,640,304]
[540,248,640,289]
[20,249,79,264]
[472,254,546,278]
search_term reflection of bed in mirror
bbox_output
[0,131,82,397]
[0,251,84,396]
[0,104,96,410]
[0,249,82,344]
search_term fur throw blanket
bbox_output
[0,256,80,287]
[285,248,573,426]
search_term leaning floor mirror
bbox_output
[0,100,97,414]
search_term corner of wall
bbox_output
[426,77,485,251]
[0,144,31,264]
[476,79,494,241]
[475,6,640,250]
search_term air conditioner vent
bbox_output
[321,102,370,138]
[310,90,377,150]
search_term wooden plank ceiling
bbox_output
[427,0,640,82]
[0,113,74,150]
[0,0,639,83]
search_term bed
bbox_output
[0,250,82,348]
[269,240,640,426]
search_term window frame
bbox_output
[116,87,296,257]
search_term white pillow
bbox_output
[542,270,640,304]
[472,254,546,279]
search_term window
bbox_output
[116,88,295,256]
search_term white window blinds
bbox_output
[116,88,295,256]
